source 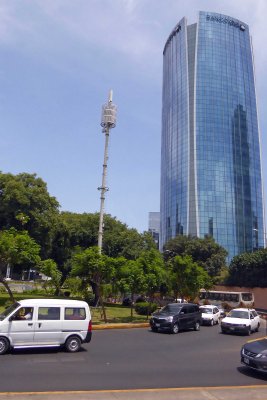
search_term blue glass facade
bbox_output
[160,12,265,261]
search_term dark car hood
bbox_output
[244,338,267,353]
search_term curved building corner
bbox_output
[160,11,265,262]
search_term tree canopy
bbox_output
[0,172,60,258]
[164,235,227,277]
[227,249,267,287]
[167,255,212,301]
[0,228,41,300]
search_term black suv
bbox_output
[150,303,201,334]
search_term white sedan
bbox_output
[200,305,220,326]
[221,308,260,335]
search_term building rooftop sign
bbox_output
[206,14,246,30]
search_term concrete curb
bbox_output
[92,322,150,330]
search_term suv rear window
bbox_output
[187,306,198,313]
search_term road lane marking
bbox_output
[1,385,267,396]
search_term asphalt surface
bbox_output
[0,320,267,394]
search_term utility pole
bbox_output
[98,90,117,254]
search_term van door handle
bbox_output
[28,323,33,326]
[38,323,42,328]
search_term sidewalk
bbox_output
[1,386,267,400]
[92,316,267,332]
[93,322,149,329]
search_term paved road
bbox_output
[0,322,267,392]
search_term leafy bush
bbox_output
[135,302,158,315]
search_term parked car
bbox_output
[200,305,220,326]
[0,299,92,355]
[221,308,260,335]
[241,337,267,373]
[150,303,201,334]
[214,304,226,318]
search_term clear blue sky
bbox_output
[1,0,267,233]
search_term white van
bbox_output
[0,299,92,354]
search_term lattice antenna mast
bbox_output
[98,90,117,254]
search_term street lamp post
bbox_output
[98,91,117,254]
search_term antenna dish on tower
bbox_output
[101,90,117,128]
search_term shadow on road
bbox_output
[237,366,267,382]
[9,346,88,356]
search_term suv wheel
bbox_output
[151,326,158,333]
[255,323,260,332]
[171,323,179,334]
[247,327,251,336]
[194,321,200,331]
[210,319,214,326]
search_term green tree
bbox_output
[103,222,156,260]
[0,228,41,301]
[51,212,155,275]
[164,235,227,277]
[0,172,60,258]
[227,249,267,287]
[70,246,116,321]
[136,249,166,301]
[116,260,147,319]
[39,259,63,295]
[168,255,212,301]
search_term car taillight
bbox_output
[88,320,92,332]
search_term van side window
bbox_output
[65,308,86,320]
[13,307,33,321]
[187,306,195,314]
[38,307,60,320]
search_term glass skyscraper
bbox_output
[160,11,265,261]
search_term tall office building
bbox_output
[160,11,265,261]
[148,212,160,248]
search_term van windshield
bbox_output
[160,304,182,314]
[0,302,20,320]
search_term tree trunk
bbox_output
[0,278,15,303]
[90,280,100,306]
[99,295,107,323]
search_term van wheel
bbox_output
[171,323,179,334]
[255,323,260,332]
[194,321,200,331]
[210,319,214,326]
[0,337,9,355]
[65,336,81,352]
[247,327,251,336]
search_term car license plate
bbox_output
[230,327,234,330]
[244,357,250,365]
[155,323,160,327]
